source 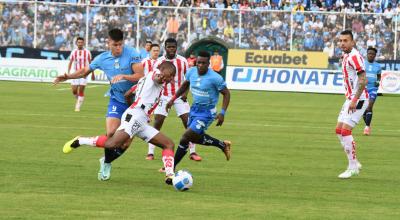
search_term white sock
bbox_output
[79,136,98,146]
[148,143,156,155]
[342,135,358,170]
[189,142,196,154]
[77,96,84,109]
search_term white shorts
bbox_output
[154,96,190,117]
[337,99,369,127]
[117,108,159,142]
[71,78,87,86]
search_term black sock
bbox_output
[365,111,373,126]
[174,142,189,169]
[104,147,126,163]
[363,112,367,124]
[200,133,225,151]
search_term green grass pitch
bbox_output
[0,81,399,219]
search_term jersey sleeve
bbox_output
[377,64,382,75]
[130,48,142,66]
[349,54,365,73]
[89,54,102,71]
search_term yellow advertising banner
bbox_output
[227,49,328,69]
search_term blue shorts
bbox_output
[188,105,216,135]
[368,87,378,101]
[106,98,129,119]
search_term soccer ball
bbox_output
[172,170,193,191]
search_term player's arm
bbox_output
[376,67,382,87]
[166,80,190,111]
[216,88,230,126]
[111,63,144,83]
[67,58,73,74]
[181,61,190,102]
[124,85,137,106]
[53,66,91,85]
[349,70,367,113]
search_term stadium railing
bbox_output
[0,0,399,59]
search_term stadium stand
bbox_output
[0,0,399,59]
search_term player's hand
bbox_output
[375,82,380,87]
[348,100,357,113]
[215,113,225,126]
[91,72,95,81]
[181,95,187,102]
[111,74,125,83]
[166,100,174,112]
[53,73,68,85]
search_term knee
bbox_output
[164,139,175,150]
[104,138,122,149]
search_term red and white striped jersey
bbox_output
[70,48,92,71]
[129,70,165,116]
[141,57,157,75]
[153,54,188,97]
[341,48,369,100]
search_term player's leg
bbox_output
[71,82,79,111]
[174,114,231,169]
[76,83,86,111]
[146,103,167,160]
[176,100,202,161]
[137,122,175,185]
[363,90,376,135]
[98,100,131,180]
[337,100,368,179]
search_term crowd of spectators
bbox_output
[1,0,400,59]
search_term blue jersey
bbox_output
[139,48,149,59]
[185,67,227,108]
[89,46,141,103]
[364,60,382,89]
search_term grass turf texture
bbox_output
[0,81,399,219]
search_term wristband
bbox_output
[351,97,358,102]
[220,109,226,116]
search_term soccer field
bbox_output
[0,81,399,219]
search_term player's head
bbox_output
[108,28,124,56]
[158,61,176,83]
[339,30,354,53]
[150,43,160,60]
[190,51,196,58]
[76,37,84,49]
[197,50,211,75]
[367,47,377,62]
[145,40,152,51]
[164,38,177,59]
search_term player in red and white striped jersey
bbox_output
[336,30,369,179]
[62,62,178,185]
[67,37,93,112]
[147,38,203,163]
[141,43,160,75]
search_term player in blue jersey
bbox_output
[166,51,232,169]
[53,29,144,180]
[363,47,382,135]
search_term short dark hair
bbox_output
[146,40,152,44]
[367,47,378,54]
[165,38,177,46]
[76,37,84,42]
[108,28,124,41]
[340,30,353,40]
[198,50,211,59]
[159,61,176,75]
[150,43,159,50]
